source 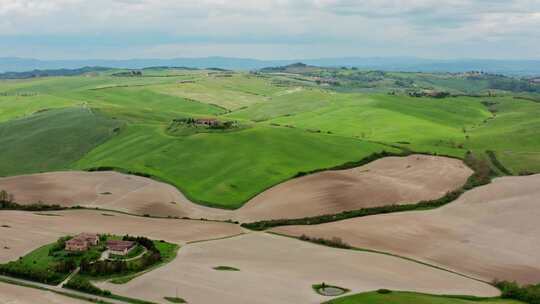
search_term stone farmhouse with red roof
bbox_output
[65,233,99,252]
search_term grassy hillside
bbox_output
[0,68,539,208]
[267,94,491,157]
[151,74,285,110]
[75,124,391,208]
[0,107,121,176]
[324,291,524,304]
[466,97,540,174]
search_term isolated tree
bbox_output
[0,190,8,202]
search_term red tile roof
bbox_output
[106,240,135,251]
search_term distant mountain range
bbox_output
[1,56,539,76]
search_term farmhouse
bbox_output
[314,77,340,86]
[107,240,136,256]
[65,233,99,252]
[195,118,219,126]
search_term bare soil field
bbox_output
[0,210,243,263]
[99,233,499,304]
[236,154,471,220]
[0,282,87,304]
[0,155,472,221]
[0,171,227,219]
[273,174,540,284]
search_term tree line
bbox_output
[242,151,492,231]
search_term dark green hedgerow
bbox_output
[486,150,513,175]
[241,151,492,231]
[64,276,158,304]
[241,189,464,231]
[0,191,67,212]
[294,150,408,177]
[64,276,110,296]
[495,280,540,304]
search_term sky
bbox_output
[1,0,539,60]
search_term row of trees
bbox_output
[241,188,464,231]
[0,262,66,285]
[1,189,69,211]
[495,281,540,304]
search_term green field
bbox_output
[0,107,121,176]
[0,67,539,208]
[324,291,524,304]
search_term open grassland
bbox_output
[267,94,492,157]
[150,73,285,110]
[0,93,77,122]
[75,86,226,123]
[0,155,470,221]
[99,233,499,304]
[0,210,243,264]
[0,70,539,208]
[324,291,523,304]
[273,174,540,284]
[0,107,121,176]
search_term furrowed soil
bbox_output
[273,174,540,284]
[0,155,472,222]
[98,233,499,304]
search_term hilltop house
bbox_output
[195,118,219,126]
[65,233,99,252]
[106,240,136,256]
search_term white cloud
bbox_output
[0,0,538,59]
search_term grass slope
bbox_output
[76,87,226,123]
[152,74,284,110]
[0,107,121,176]
[268,94,491,157]
[324,291,523,304]
[1,70,539,209]
[75,125,391,208]
[466,97,540,174]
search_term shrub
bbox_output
[64,276,110,296]
[495,280,540,304]
[299,235,351,249]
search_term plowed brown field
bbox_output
[273,174,540,284]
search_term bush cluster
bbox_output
[0,262,65,285]
[495,280,540,304]
[64,276,111,296]
[299,235,351,249]
[0,189,65,211]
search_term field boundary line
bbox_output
[267,231,493,286]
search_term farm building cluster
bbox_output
[65,233,136,256]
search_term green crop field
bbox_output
[0,66,539,208]
[0,107,121,176]
[324,291,524,304]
